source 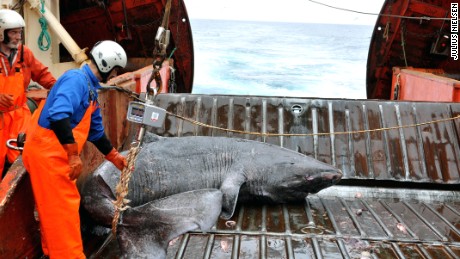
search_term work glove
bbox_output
[62,143,82,180]
[0,94,14,109]
[105,148,127,171]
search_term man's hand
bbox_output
[105,148,127,171]
[62,143,82,180]
[0,94,14,109]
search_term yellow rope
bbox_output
[111,146,139,235]
[167,111,460,137]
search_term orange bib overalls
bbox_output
[0,58,30,172]
[23,96,97,259]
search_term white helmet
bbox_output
[90,40,127,75]
[0,9,25,42]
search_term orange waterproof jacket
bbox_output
[0,44,56,90]
[0,45,56,173]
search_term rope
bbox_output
[37,0,51,51]
[101,86,460,137]
[383,22,389,41]
[306,0,452,21]
[167,111,460,137]
[111,146,139,235]
[168,47,177,59]
[400,21,408,67]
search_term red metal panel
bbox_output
[367,0,457,100]
[0,158,41,258]
[392,68,460,102]
[60,0,194,93]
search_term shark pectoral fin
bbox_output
[95,174,117,200]
[220,172,246,220]
[117,189,223,258]
[80,174,118,226]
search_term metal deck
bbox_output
[173,189,460,259]
[94,94,460,258]
[95,186,460,258]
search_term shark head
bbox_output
[239,148,342,203]
[302,169,342,194]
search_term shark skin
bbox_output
[80,134,342,258]
[117,189,222,259]
[82,175,222,259]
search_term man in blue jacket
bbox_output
[23,40,128,259]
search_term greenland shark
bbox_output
[80,134,342,258]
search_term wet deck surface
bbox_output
[93,186,460,259]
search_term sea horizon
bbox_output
[189,19,374,99]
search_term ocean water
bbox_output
[189,19,374,99]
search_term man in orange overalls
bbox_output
[0,9,56,178]
[23,40,128,258]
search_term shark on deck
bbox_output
[80,134,342,258]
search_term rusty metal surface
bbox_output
[1,92,454,258]
[95,187,460,259]
[366,0,458,99]
[0,157,41,258]
[176,191,460,259]
[151,94,460,184]
[59,0,194,93]
[85,93,460,258]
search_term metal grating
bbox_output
[164,188,460,259]
[93,186,460,258]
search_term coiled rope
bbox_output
[38,0,51,51]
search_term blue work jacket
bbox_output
[38,64,105,142]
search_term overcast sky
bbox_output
[184,0,386,25]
